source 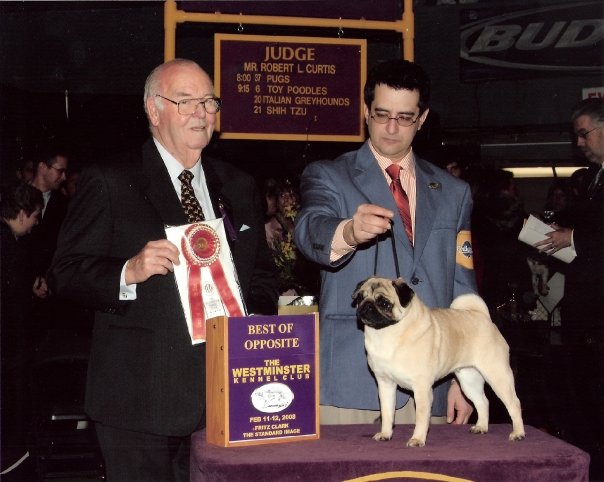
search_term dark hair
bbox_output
[33,147,69,170]
[571,98,604,123]
[492,169,514,193]
[0,181,44,220]
[364,59,430,114]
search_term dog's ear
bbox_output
[351,279,367,307]
[392,279,414,307]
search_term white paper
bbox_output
[518,215,577,264]
[538,272,565,313]
[165,219,246,345]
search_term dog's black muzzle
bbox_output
[357,300,397,329]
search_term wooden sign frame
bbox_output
[214,34,367,141]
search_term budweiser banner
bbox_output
[460,1,603,81]
[166,219,245,344]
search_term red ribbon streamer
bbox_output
[188,265,205,340]
[182,224,243,341]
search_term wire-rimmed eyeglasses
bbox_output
[370,111,419,127]
[575,126,601,140]
[155,94,221,115]
[49,165,67,175]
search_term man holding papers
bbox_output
[534,98,603,341]
[534,98,603,480]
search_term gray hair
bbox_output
[143,58,205,117]
[571,98,604,124]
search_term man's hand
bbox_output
[343,203,394,246]
[32,276,49,299]
[534,224,572,255]
[447,380,473,424]
[125,239,181,285]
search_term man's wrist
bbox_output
[343,219,358,247]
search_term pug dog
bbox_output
[352,276,525,447]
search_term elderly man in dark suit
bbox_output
[50,59,278,481]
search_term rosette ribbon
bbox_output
[181,223,243,339]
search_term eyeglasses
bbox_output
[370,111,419,127]
[49,166,67,175]
[575,126,602,140]
[155,94,221,115]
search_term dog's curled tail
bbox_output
[450,293,490,316]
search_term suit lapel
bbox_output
[140,139,188,227]
[200,156,225,218]
[351,143,398,213]
[202,156,239,245]
[413,157,439,264]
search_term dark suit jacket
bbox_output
[50,139,278,436]
[561,164,604,337]
[27,189,68,275]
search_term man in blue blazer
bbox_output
[50,59,278,481]
[295,60,476,425]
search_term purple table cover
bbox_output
[191,424,589,481]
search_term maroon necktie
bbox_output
[386,163,413,244]
[178,170,205,223]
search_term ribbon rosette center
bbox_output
[181,223,242,341]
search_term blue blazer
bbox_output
[295,141,477,413]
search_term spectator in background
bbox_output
[263,177,278,220]
[472,168,531,315]
[542,178,572,227]
[568,166,589,205]
[445,160,463,178]
[61,167,81,200]
[534,98,604,480]
[536,98,604,339]
[460,163,490,297]
[434,144,466,178]
[28,150,69,281]
[1,181,44,479]
[265,178,319,297]
[24,150,70,333]
[15,158,35,183]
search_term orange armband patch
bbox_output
[456,230,474,269]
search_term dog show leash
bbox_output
[373,228,401,279]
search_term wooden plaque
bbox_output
[206,314,320,447]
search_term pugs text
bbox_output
[352,277,525,447]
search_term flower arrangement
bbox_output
[273,230,298,289]
[271,182,300,292]
[266,180,318,296]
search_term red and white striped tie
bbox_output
[386,163,413,244]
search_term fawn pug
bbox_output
[352,276,525,447]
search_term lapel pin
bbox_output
[429,182,441,190]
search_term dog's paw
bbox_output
[470,425,488,435]
[372,432,392,442]
[509,431,526,441]
[406,438,425,447]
